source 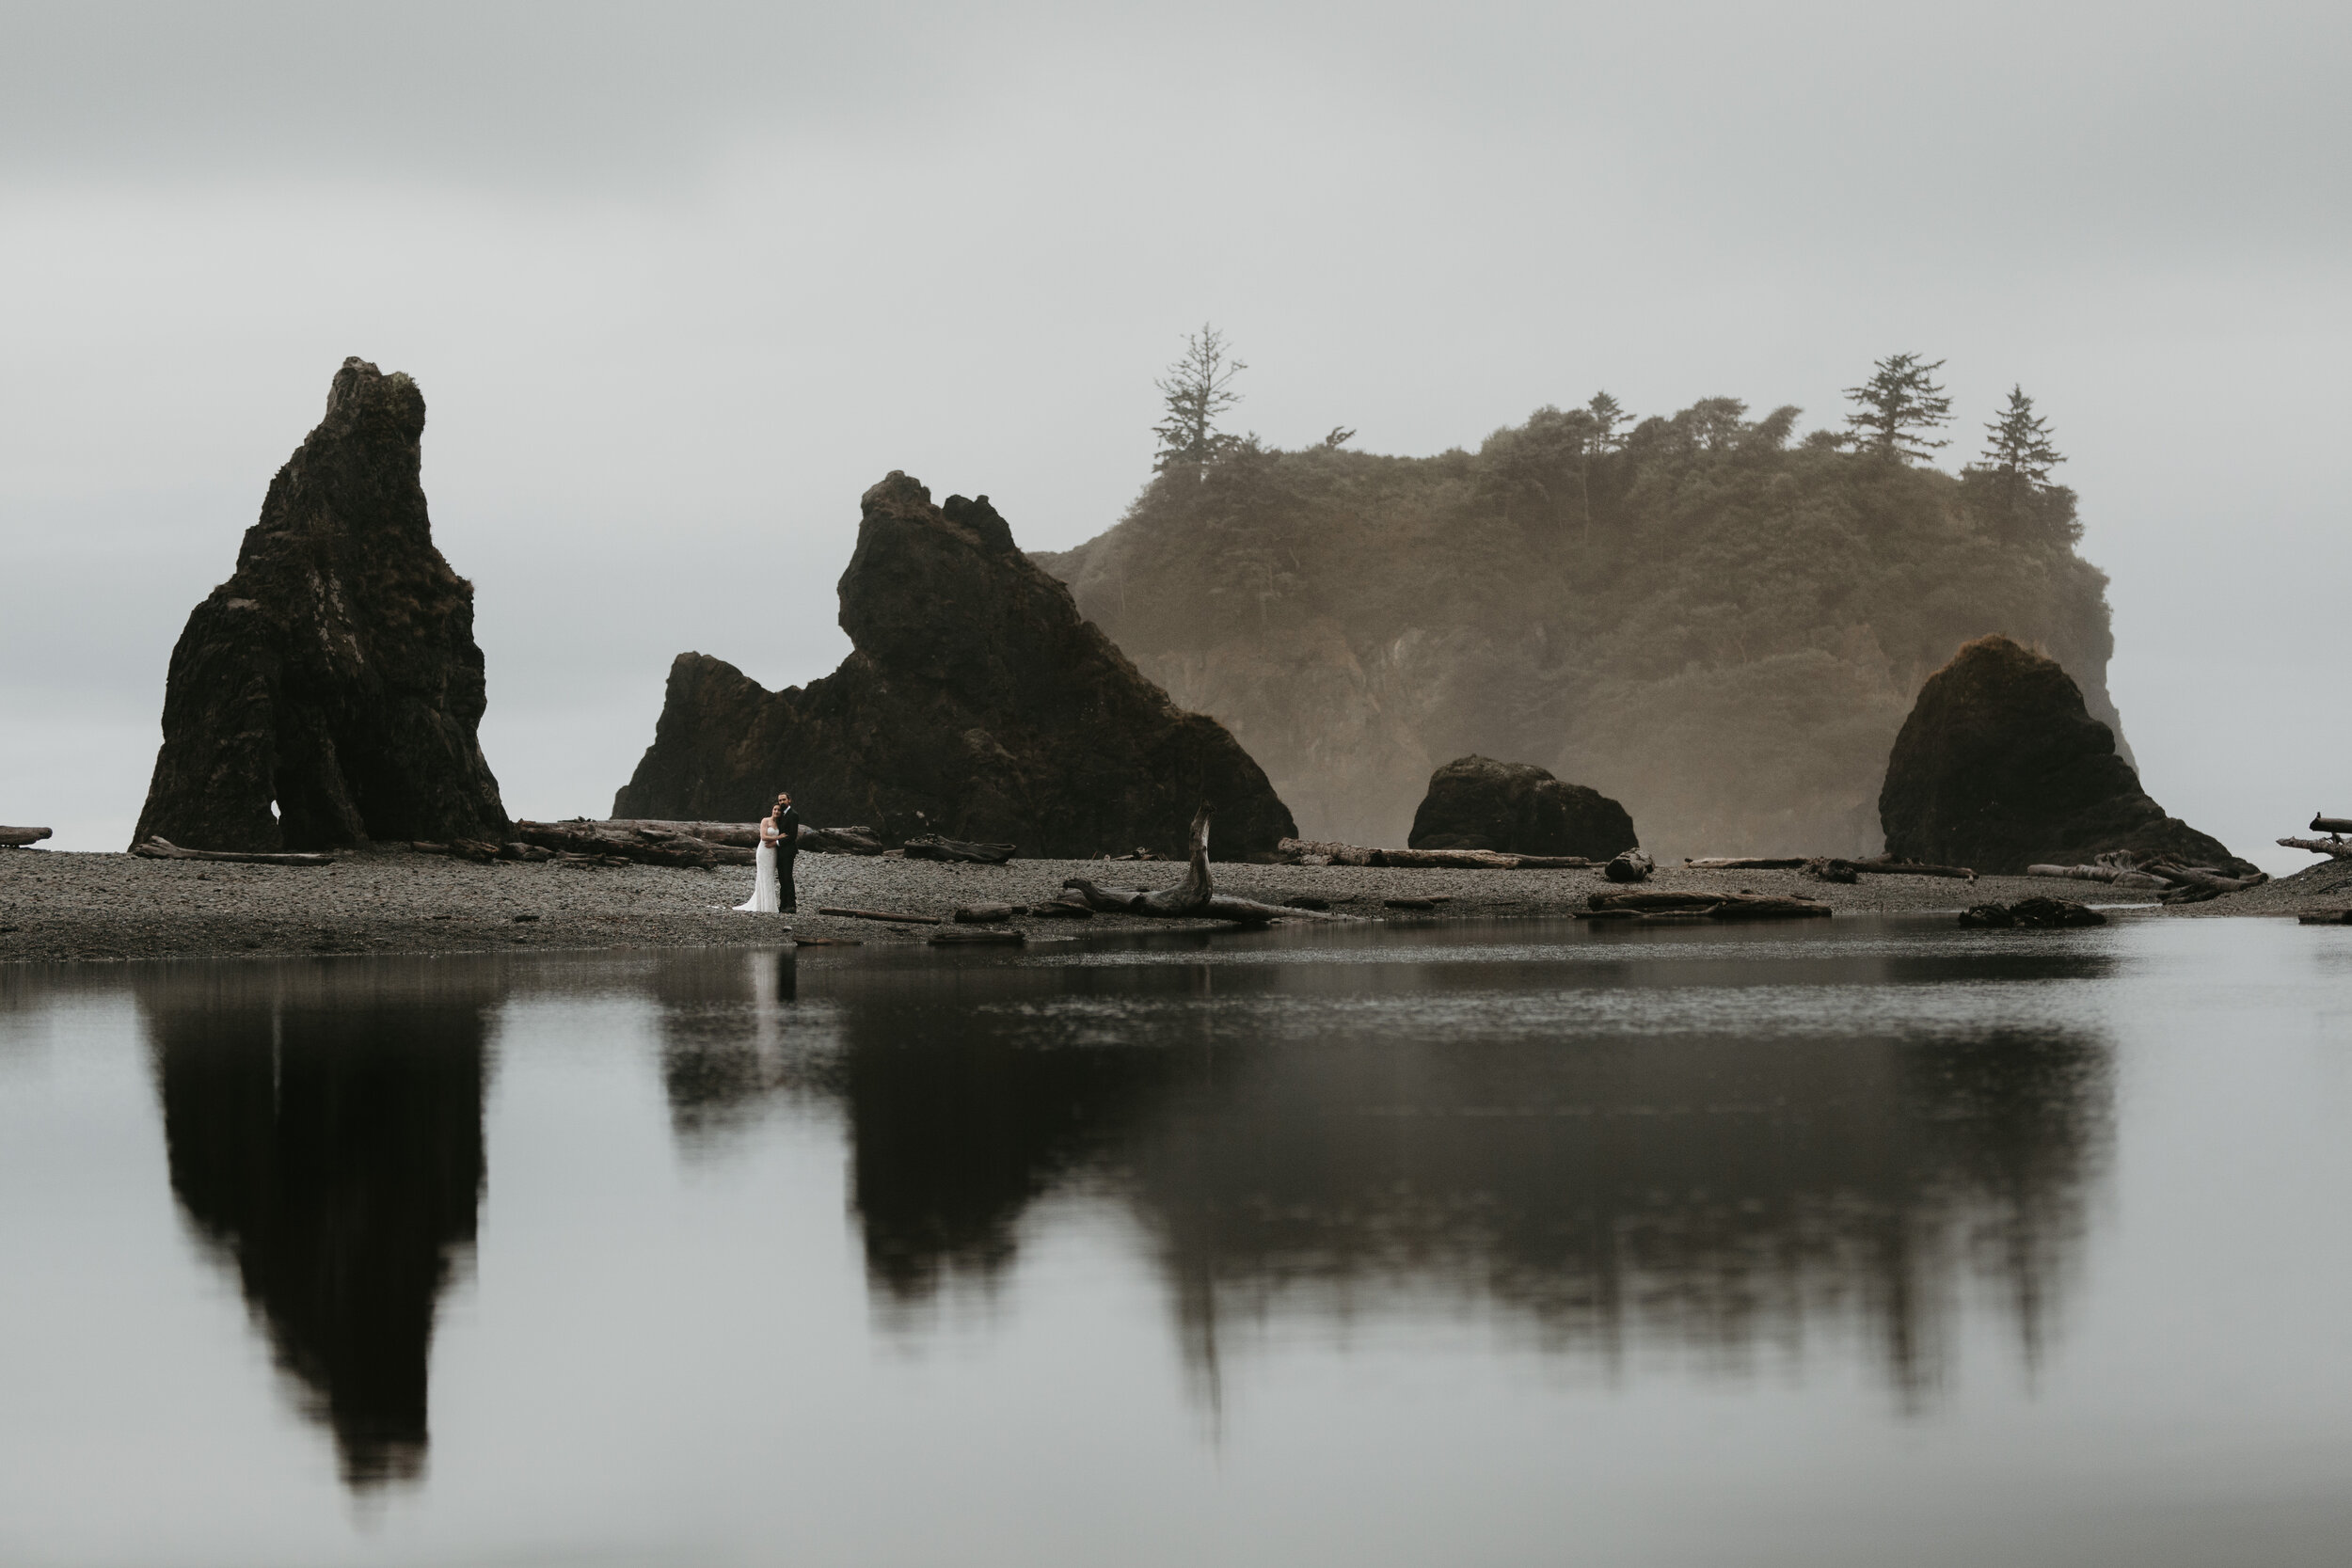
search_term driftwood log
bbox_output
[2156,867,2267,903]
[1065,809,1359,925]
[1853,859,1978,880]
[2279,837,2352,860]
[593,818,761,847]
[2312,816,2352,835]
[2030,854,2266,904]
[540,818,886,855]
[133,836,333,866]
[516,821,750,867]
[1277,838,1597,870]
[1,827,53,847]
[902,835,1017,864]
[1373,847,1597,869]
[1683,854,1974,879]
[816,906,942,926]
[2026,863,2171,889]
[1280,838,1375,865]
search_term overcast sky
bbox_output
[3,1,2344,866]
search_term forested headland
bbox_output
[1035,347,2116,857]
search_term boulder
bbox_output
[131,358,507,853]
[1880,636,2249,876]
[1406,755,1637,858]
[1958,896,2107,929]
[612,473,1296,860]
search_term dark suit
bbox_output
[772,804,801,911]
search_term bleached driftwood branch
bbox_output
[133,836,333,866]
[2026,863,2171,889]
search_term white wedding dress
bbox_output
[734,840,781,913]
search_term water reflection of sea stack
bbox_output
[799,954,2111,1402]
[136,965,490,1489]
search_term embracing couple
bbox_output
[733,791,800,914]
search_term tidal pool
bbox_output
[3,916,2347,1566]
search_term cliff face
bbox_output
[1035,404,2126,859]
[132,357,507,851]
[613,473,1296,859]
[1880,635,2247,874]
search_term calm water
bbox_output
[3,917,2348,1566]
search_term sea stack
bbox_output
[132,357,507,851]
[613,472,1297,859]
[1407,755,1638,857]
[1879,635,2248,875]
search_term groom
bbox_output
[771,790,802,913]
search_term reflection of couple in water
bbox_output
[733,791,801,914]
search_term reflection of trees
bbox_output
[137,965,490,1489]
[655,950,2112,1403]
[1120,1023,2106,1402]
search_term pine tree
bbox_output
[1980,384,2063,485]
[1152,324,1247,474]
[1585,391,1631,452]
[1842,352,1951,462]
[1975,384,2069,542]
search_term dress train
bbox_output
[734,842,780,912]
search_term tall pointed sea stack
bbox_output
[1879,635,2247,875]
[132,357,507,851]
[613,472,1296,858]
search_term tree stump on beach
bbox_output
[1603,848,1655,883]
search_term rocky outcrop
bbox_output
[1034,404,2129,858]
[612,473,1296,859]
[132,358,507,852]
[1880,636,2248,875]
[1407,755,1637,856]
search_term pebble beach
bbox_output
[8,844,2327,967]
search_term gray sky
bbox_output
[4,1,2344,867]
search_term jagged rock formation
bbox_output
[1407,755,1637,856]
[1033,402,2129,857]
[1880,635,2249,875]
[132,357,506,851]
[612,473,1296,859]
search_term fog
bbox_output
[3,1,2344,868]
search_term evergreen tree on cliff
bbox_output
[1153,324,1247,474]
[1843,352,1952,462]
[1970,385,2074,544]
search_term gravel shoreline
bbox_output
[8,844,2321,967]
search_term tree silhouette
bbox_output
[1843,352,1952,462]
[1153,324,1247,474]
[1980,385,2063,486]
[1586,391,1632,453]
[1974,385,2070,542]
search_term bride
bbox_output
[733,795,793,913]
